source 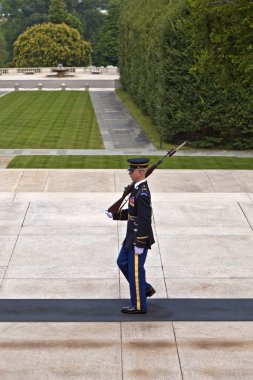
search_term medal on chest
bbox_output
[129,196,135,207]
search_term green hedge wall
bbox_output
[119,0,253,149]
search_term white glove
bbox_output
[135,247,144,255]
[105,211,113,218]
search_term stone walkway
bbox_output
[1,148,253,157]
[0,157,12,168]
[0,168,253,378]
[90,91,154,150]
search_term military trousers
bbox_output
[117,245,152,312]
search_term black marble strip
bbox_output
[0,299,253,322]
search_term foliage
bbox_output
[13,22,92,67]
[0,0,110,66]
[93,0,121,66]
[63,0,110,48]
[0,28,8,66]
[119,0,253,149]
[0,0,51,65]
[48,0,68,24]
[189,0,253,86]
[65,13,82,32]
[75,0,108,42]
[48,0,82,32]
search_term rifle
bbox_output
[107,141,187,215]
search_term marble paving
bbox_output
[0,169,253,379]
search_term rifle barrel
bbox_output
[107,141,187,214]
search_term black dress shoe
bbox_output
[146,286,156,298]
[121,306,147,314]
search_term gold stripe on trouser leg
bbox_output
[134,253,141,310]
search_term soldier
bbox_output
[107,158,156,314]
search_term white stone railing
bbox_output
[0,66,118,75]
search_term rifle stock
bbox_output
[107,183,134,214]
[107,141,186,215]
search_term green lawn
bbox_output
[0,91,103,149]
[7,155,253,169]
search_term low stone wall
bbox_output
[0,66,118,75]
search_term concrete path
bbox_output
[0,156,12,168]
[1,148,253,157]
[0,168,253,378]
[90,92,154,150]
[0,91,10,97]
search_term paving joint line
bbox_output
[206,172,216,192]
[172,322,184,380]
[238,202,253,231]
[1,226,23,286]
[120,322,124,380]
[13,170,24,192]
[11,191,16,202]
[1,194,30,284]
[44,170,50,192]
[232,172,243,191]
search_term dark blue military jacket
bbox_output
[113,180,155,250]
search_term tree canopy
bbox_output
[48,0,82,32]
[0,0,51,64]
[14,22,92,67]
[92,0,121,66]
[0,0,111,66]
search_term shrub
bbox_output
[14,22,91,67]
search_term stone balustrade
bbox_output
[0,66,118,75]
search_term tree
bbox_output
[48,0,82,32]
[65,13,82,32]
[0,0,51,65]
[93,0,121,66]
[0,0,111,66]
[48,0,68,24]
[13,22,92,67]
[0,29,8,66]
[73,0,109,42]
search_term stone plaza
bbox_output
[0,168,253,379]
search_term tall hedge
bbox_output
[119,0,253,149]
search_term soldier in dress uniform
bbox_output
[108,157,156,314]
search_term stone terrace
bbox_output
[0,168,253,379]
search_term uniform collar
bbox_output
[134,179,147,189]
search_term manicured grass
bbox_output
[116,89,174,150]
[7,155,253,169]
[0,91,103,149]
